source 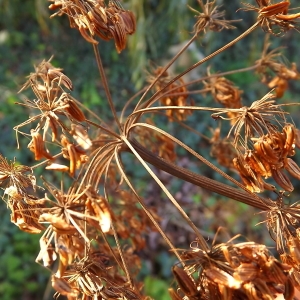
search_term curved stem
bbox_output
[121,135,209,252]
[114,148,185,264]
[129,139,270,211]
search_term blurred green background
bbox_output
[1,0,300,299]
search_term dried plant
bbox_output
[3,0,300,299]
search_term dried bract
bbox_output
[188,0,239,34]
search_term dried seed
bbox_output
[284,158,300,180]
[64,97,86,122]
[205,267,241,289]
[233,262,259,282]
[260,2,290,17]
[271,168,294,192]
[172,266,198,297]
[52,275,78,297]
[262,257,289,284]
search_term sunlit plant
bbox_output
[2,0,300,299]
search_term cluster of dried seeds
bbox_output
[171,239,296,300]
[49,0,136,52]
[233,124,300,193]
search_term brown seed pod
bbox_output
[271,168,294,192]
[52,275,78,297]
[259,2,290,17]
[172,266,198,297]
[205,267,241,289]
[282,124,296,157]
[63,95,86,122]
[284,158,300,180]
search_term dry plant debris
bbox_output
[3,0,300,299]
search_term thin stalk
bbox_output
[121,135,209,252]
[114,149,184,265]
[92,44,122,132]
[103,159,133,287]
[131,22,260,126]
[85,119,121,140]
[133,34,199,114]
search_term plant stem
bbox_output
[136,21,260,118]
[130,139,270,211]
[93,44,122,132]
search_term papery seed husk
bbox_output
[295,129,300,149]
[233,263,259,282]
[260,141,281,166]
[284,158,300,180]
[39,213,76,233]
[253,278,273,300]
[220,284,234,300]
[260,2,290,17]
[48,69,73,90]
[271,168,294,192]
[77,276,93,296]
[262,257,288,284]
[79,26,98,44]
[0,170,8,181]
[48,117,58,142]
[71,124,92,150]
[65,98,86,122]
[205,267,241,289]
[172,266,198,297]
[290,270,300,288]
[52,275,77,296]
[289,238,300,264]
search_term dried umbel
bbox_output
[243,0,300,35]
[7,191,44,234]
[256,41,300,98]
[19,57,73,93]
[212,91,287,148]
[233,124,300,192]
[205,75,242,109]
[49,0,136,52]
[188,0,239,33]
[16,59,89,174]
[204,73,242,125]
[262,195,300,254]
[174,239,294,299]
[210,127,237,169]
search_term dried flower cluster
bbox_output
[233,124,300,192]
[3,0,300,299]
[49,0,136,52]
[171,239,296,299]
